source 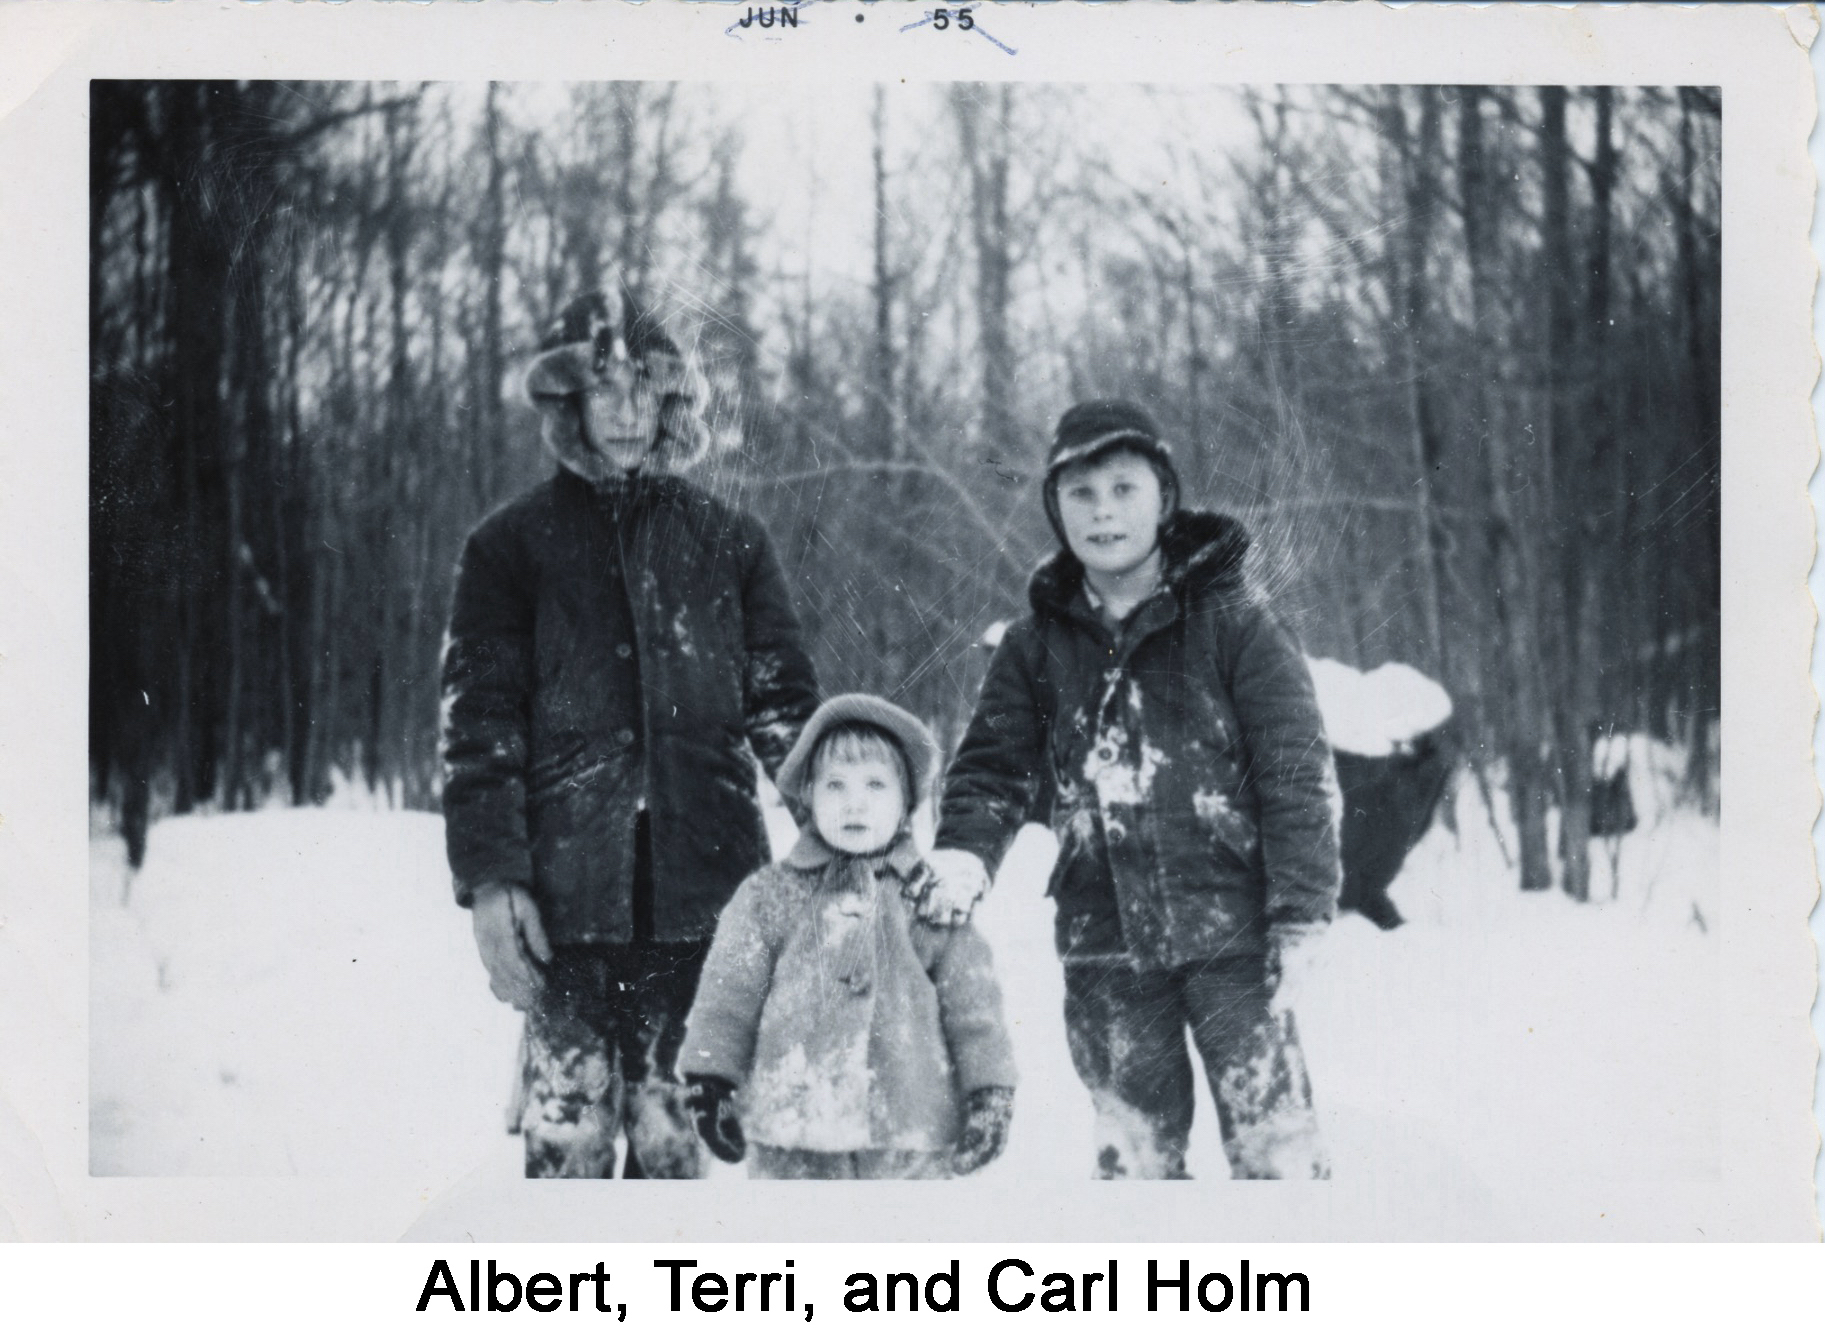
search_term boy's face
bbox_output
[579,357,664,472]
[810,751,907,857]
[1054,450,1168,579]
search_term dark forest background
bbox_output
[89,81,1720,903]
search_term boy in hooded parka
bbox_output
[440,283,820,1179]
[931,400,1343,1181]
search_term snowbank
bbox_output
[1305,655,1454,756]
[91,810,523,1180]
[91,766,1719,1234]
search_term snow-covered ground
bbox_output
[90,749,1720,1234]
[89,809,525,1180]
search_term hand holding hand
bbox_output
[685,1075,747,1165]
[917,849,991,927]
[470,884,553,1011]
[952,1085,1015,1175]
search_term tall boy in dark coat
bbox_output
[932,400,1342,1180]
[440,284,819,1178]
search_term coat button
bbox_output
[616,728,635,745]
[1107,823,1127,845]
[615,643,632,659]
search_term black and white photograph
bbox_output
[1,1,1818,1250]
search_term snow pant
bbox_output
[1062,953,1328,1180]
[748,1145,952,1180]
[514,940,711,1179]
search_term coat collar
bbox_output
[1028,509,1252,620]
[553,465,698,518]
[784,828,925,882]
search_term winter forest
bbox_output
[89,80,1719,908]
[82,80,1731,1211]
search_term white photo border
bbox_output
[0,0,1816,1242]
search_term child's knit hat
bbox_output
[1041,399,1181,545]
[775,694,941,814]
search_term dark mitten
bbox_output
[685,1075,747,1165]
[897,860,937,911]
[951,1086,1015,1175]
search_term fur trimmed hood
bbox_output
[938,503,1340,970]
[522,286,714,480]
[1027,509,1252,617]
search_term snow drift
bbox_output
[91,739,1718,1237]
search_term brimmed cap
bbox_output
[1041,399,1181,545]
[1045,399,1175,478]
[775,694,941,811]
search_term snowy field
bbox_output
[90,744,1722,1235]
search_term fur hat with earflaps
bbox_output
[523,282,712,480]
[774,694,942,817]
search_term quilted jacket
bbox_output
[440,468,819,945]
[936,511,1342,969]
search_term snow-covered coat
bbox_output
[936,511,1342,970]
[681,832,1017,1153]
[440,468,820,945]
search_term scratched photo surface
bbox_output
[83,76,1737,1217]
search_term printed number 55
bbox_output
[933,8,975,30]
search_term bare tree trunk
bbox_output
[221,141,279,812]
[222,357,248,810]
[379,101,417,801]
[610,84,640,288]
[164,82,236,813]
[1382,87,1448,678]
[1558,87,1619,902]
[867,88,898,461]
[1676,88,1722,811]
[952,84,1020,463]
[1459,85,1554,892]
[280,250,307,804]
[629,85,679,299]
[1540,86,1591,901]
[473,82,507,511]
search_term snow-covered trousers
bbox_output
[1062,954,1328,1180]
[748,1146,952,1180]
[514,942,710,1179]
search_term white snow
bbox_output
[91,751,1720,1235]
[90,809,524,1180]
[1306,654,1454,756]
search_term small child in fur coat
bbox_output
[680,695,1017,1180]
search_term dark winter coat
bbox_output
[681,831,1017,1153]
[936,511,1342,970]
[440,468,820,945]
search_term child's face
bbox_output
[580,358,663,471]
[810,751,907,856]
[1055,450,1168,579]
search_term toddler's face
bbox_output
[810,752,907,856]
[1055,450,1168,579]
